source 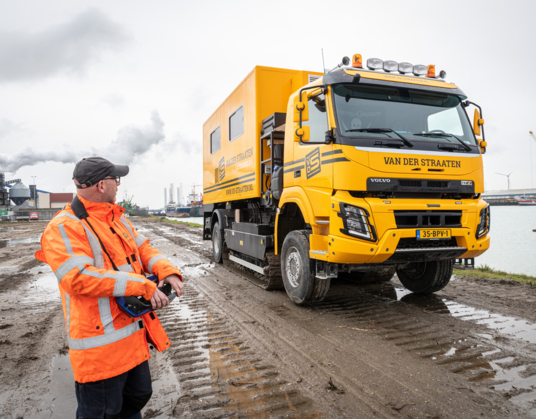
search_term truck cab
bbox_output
[203,56,490,305]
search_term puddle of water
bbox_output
[38,354,76,418]
[0,235,41,248]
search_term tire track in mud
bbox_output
[157,285,322,418]
[312,281,536,414]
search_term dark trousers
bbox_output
[75,361,152,419]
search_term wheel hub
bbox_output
[286,247,301,288]
[213,229,220,253]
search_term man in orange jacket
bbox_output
[36,157,184,419]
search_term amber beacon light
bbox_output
[426,65,436,78]
[352,54,363,68]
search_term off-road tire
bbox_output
[396,259,453,294]
[212,222,225,263]
[281,230,330,305]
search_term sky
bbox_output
[0,0,535,208]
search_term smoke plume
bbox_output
[0,111,166,173]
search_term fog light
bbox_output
[367,58,383,70]
[413,64,427,76]
[383,60,398,72]
[398,62,413,74]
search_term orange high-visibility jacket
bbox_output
[35,195,182,383]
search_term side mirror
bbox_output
[473,109,484,137]
[294,126,310,142]
[292,91,309,123]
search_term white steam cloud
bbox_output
[0,111,166,173]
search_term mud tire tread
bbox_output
[281,230,330,305]
[212,222,224,264]
[396,259,453,294]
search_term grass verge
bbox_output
[162,218,203,228]
[454,264,536,286]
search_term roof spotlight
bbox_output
[439,70,447,79]
[367,58,383,70]
[383,60,398,72]
[413,64,427,76]
[398,62,413,74]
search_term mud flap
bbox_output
[316,260,338,279]
[454,258,475,270]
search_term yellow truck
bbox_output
[202,56,490,305]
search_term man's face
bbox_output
[102,178,119,204]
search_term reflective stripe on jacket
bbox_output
[35,195,182,383]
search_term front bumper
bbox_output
[308,192,490,264]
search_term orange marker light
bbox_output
[352,54,363,68]
[426,65,436,78]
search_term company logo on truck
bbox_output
[306,148,321,179]
[219,157,225,181]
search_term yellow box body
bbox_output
[203,66,322,203]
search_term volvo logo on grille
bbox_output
[461,180,473,186]
[370,178,391,183]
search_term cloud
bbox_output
[0,111,166,173]
[0,8,129,82]
[99,93,126,109]
[0,118,29,139]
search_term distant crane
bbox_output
[496,171,514,190]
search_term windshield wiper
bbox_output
[346,128,414,148]
[414,132,472,152]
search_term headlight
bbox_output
[476,204,490,238]
[338,203,377,241]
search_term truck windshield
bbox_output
[332,84,477,147]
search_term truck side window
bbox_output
[210,126,221,154]
[303,93,328,143]
[229,106,244,142]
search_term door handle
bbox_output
[294,170,301,178]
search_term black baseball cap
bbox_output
[73,157,129,189]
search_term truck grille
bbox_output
[394,210,462,228]
[396,237,457,249]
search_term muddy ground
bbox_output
[1,219,536,418]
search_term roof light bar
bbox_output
[398,62,413,74]
[367,58,383,70]
[383,60,398,72]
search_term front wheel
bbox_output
[396,260,453,294]
[281,230,330,305]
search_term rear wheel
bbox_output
[281,230,330,305]
[212,222,224,263]
[396,260,453,294]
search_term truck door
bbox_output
[293,89,333,217]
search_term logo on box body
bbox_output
[219,157,225,181]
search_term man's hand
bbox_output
[150,287,169,310]
[164,274,184,297]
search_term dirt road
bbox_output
[1,219,536,418]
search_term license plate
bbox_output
[416,229,451,240]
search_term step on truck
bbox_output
[202,55,490,305]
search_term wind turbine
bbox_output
[496,172,513,190]
[530,131,536,189]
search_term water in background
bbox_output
[474,206,535,276]
[166,216,203,225]
[169,208,536,277]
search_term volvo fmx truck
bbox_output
[202,55,490,305]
